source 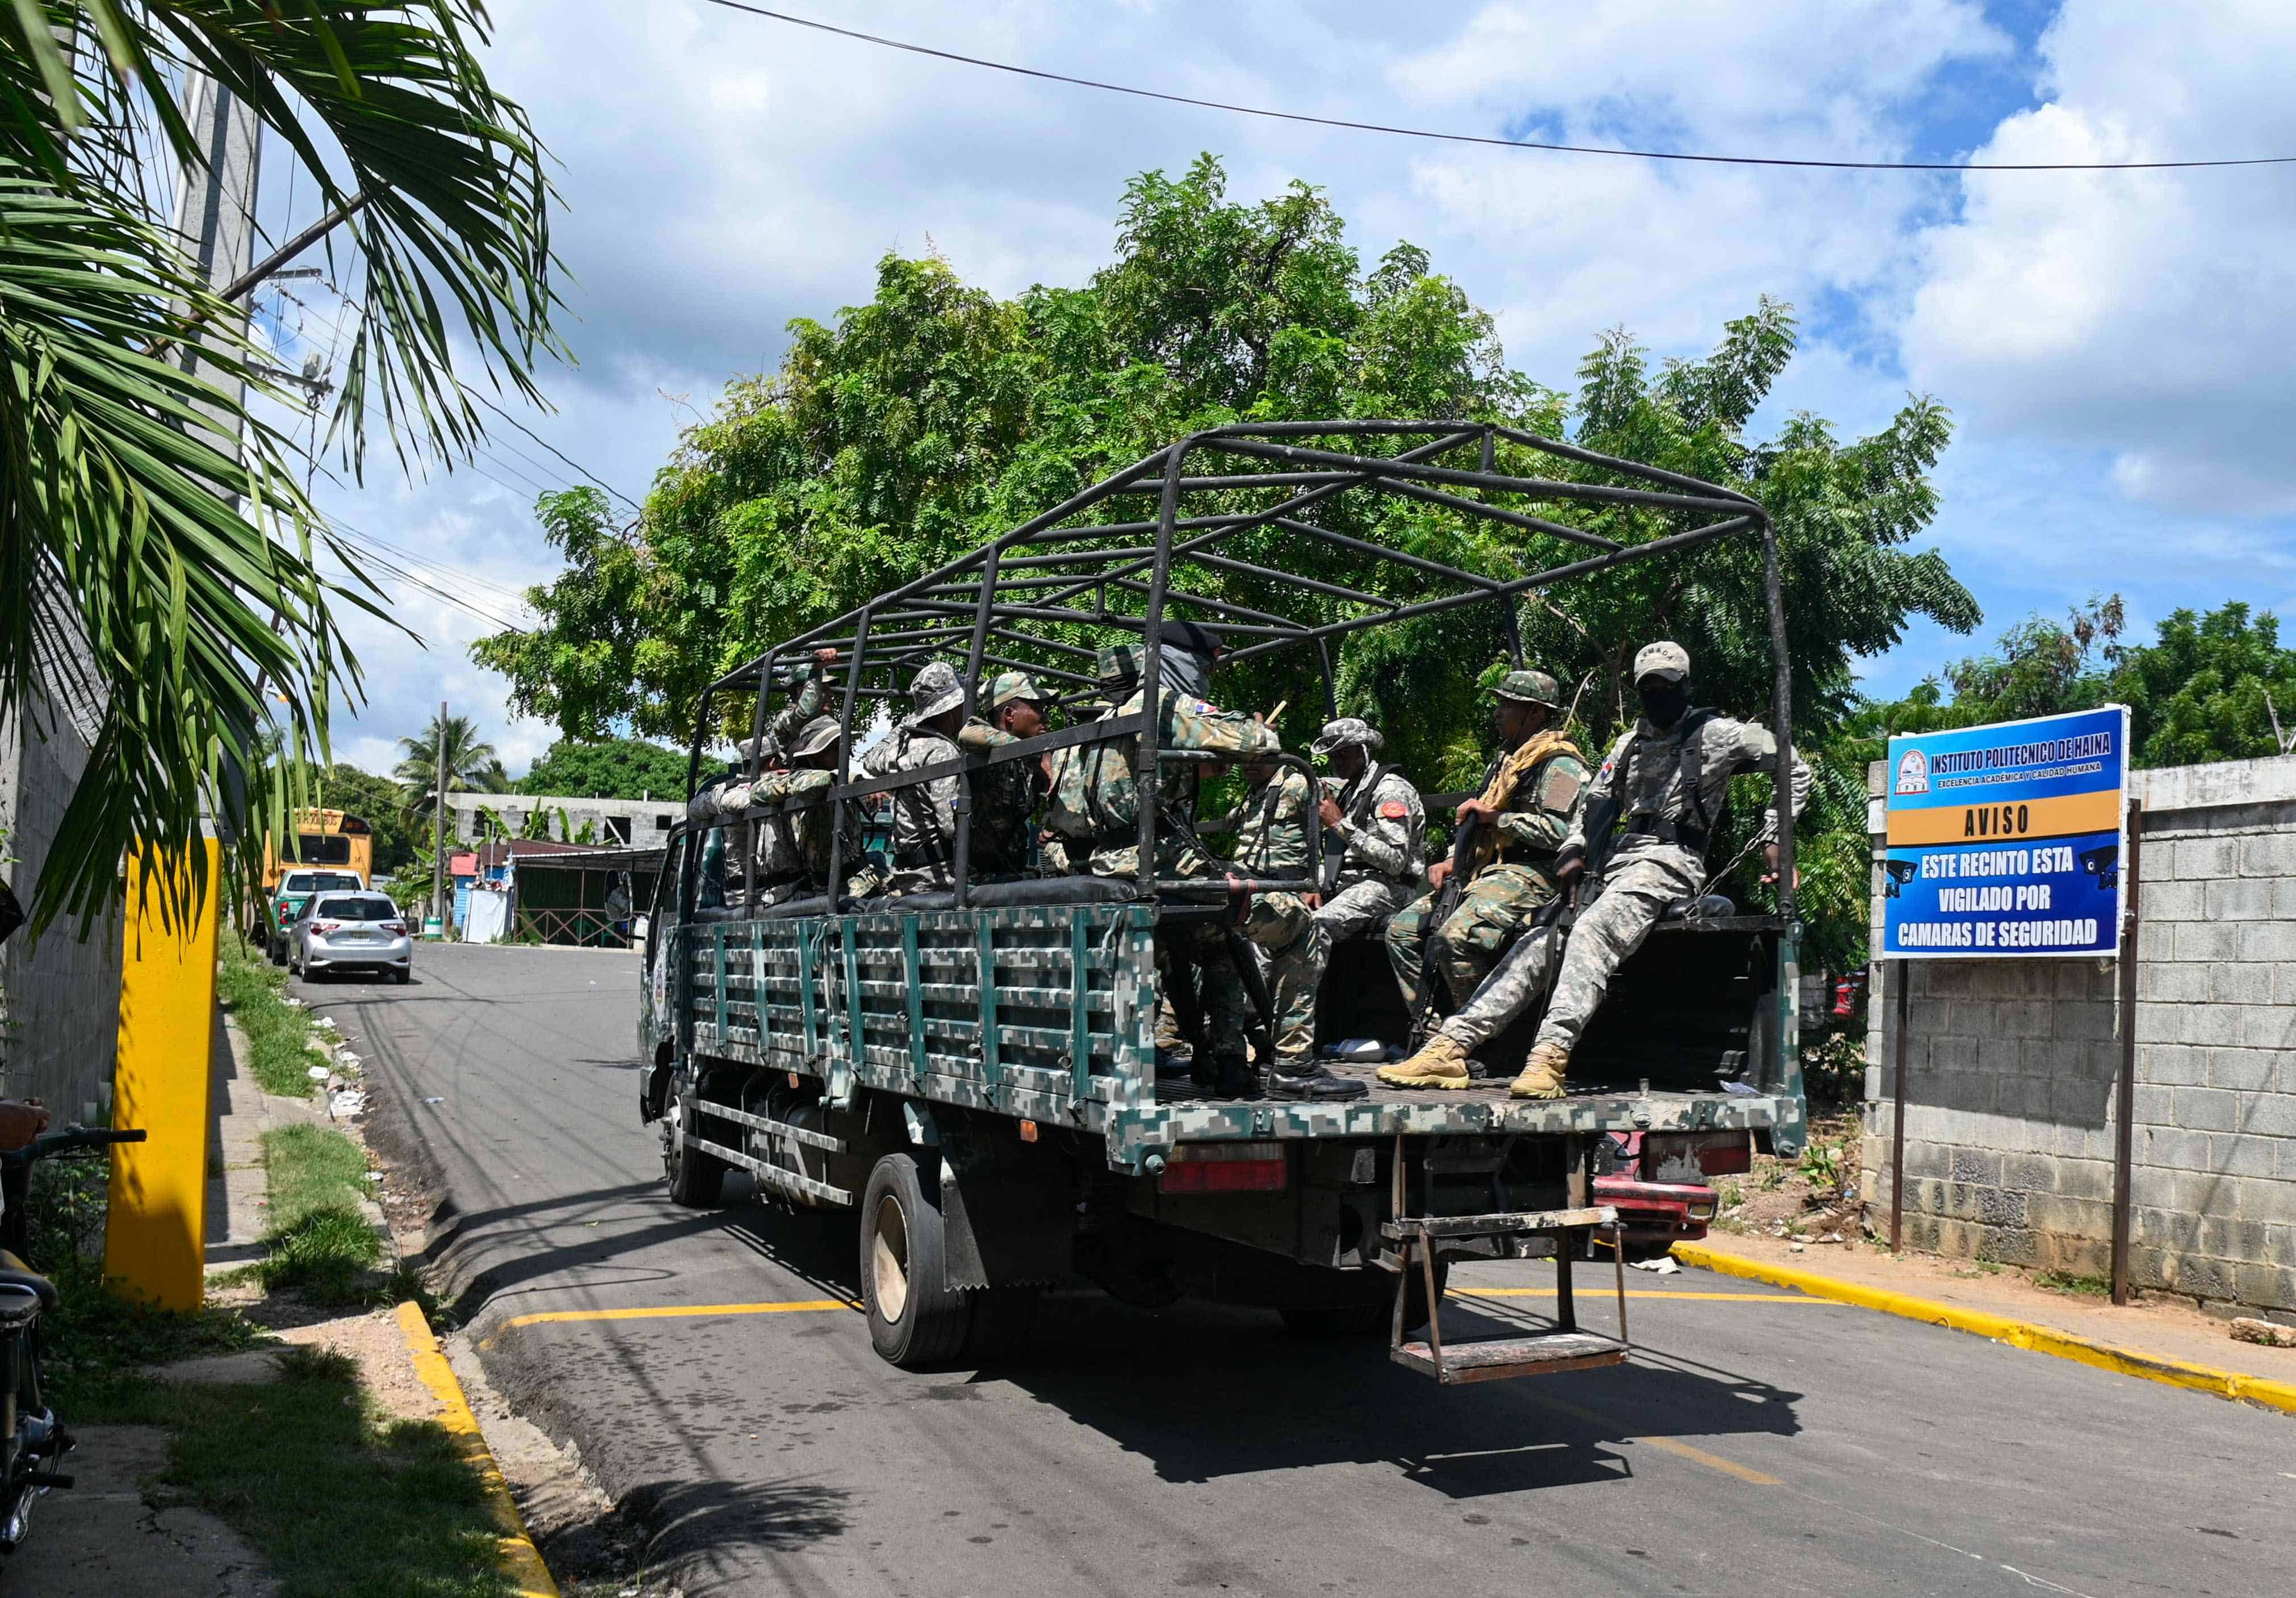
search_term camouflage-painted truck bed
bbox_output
[671,899,1805,1172]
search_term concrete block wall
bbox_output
[0,677,124,1124]
[447,791,684,849]
[1862,754,2296,1316]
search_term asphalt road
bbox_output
[308,943,2295,1598]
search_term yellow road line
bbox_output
[1453,1288,1826,1302]
[1517,1388,1783,1486]
[1673,1242,2296,1419]
[484,1298,856,1344]
[396,1302,560,1598]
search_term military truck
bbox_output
[637,420,1805,1381]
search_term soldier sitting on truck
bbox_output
[1198,746,1369,1102]
[1381,670,1588,1078]
[738,645,838,768]
[1503,640,1813,1100]
[956,669,1054,879]
[1045,624,1280,1097]
[772,714,884,900]
[856,661,968,896]
[1308,715,1425,949]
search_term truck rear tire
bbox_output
[860,1154,971,1370]
[663,1087,726,1209]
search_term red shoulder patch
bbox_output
[1377,800,1409,819]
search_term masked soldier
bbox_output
[856,661,968,896]
[1508,640,1813,1100]
[1307,717,1424,946]
[1203,748,1368,1102]
[1381,670,1588,1083]
[956,669,1053,880]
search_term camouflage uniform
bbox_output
[1531,701,1813,1058]
[857,662,966,896]
[1043,677,1277,876]
[956,671,1050,879]
[1385,730,1588,1016]
[1212,764,1319,1066]
[1310,729,1426,943]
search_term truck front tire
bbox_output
[860,1154,971,1370]
[663,1084,726,1208]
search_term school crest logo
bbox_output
[1894,748,1930,795]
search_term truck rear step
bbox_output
[1384,1205,1630,1386]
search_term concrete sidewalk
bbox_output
[203,1014,323,1278]
[1682,1232,2296,1399]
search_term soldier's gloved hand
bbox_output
[1552,842,1586,883]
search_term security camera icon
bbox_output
[1882,859,1918,899]
[2079,844,2119,891]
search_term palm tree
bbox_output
[0,6,560,932]
[395,713,508,822]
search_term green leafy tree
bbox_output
[0,2,559,932]
[2113,602,2296,766]
[394,713,506,821]
[480,157,1981,972]
[519,736,690,800]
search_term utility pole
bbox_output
[431,702,449,931]
[169,68,262,439]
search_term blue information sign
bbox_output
[1882,706,2130,959]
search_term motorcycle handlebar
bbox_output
[0,1127,146,1167]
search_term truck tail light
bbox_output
[1644,1133,1752,1182]
[1159,1141,1288,1194]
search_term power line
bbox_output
[471,392,643,511]
[329,534,532,635]
[332,521,539,607]
[705,2,2296,174]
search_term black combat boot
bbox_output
[1267,1063,1370,1102]
[1213,1052,1262,1101]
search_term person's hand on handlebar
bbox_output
[0,1100,51,1152]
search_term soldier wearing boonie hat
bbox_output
[957,669,1054,879]
[852,661,971,896]
[1379,662,1590,1091]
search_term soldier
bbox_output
[1045,624,1280,1096]
[1508,640,1813,1100]
[1204,747,1368,1102]
[1380,669,1589,1084]
[858,661,967,896]
[739,645,839,767]
[778,715,852,894]
[1307,717,1424,946]
[956,669,1053,879]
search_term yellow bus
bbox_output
[261,810,375,892]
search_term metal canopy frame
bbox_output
[683,420,1798,918]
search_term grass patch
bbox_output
[219,933,321,1097]
[2037,1269,2112,1298]
[258,1125,383,1303]
[116,1347,512,1597]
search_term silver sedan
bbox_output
[290,891,413,983]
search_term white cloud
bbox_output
[1905,2,2296,514]
[265,0,2296,772]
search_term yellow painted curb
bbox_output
[1671,1243,2296,1419]
[396,1302,561,1597]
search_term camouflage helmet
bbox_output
[983,669,1046,712]
[1096,642,1143,688]
[1493,668,1564,709]
[786,715,843,760]
[910,660,964,719]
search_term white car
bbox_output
[290,891,413,983]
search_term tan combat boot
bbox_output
[1376,1032,1474,1090]
[1509,1041,1571,1100]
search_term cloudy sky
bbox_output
[249,1,2296,777]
